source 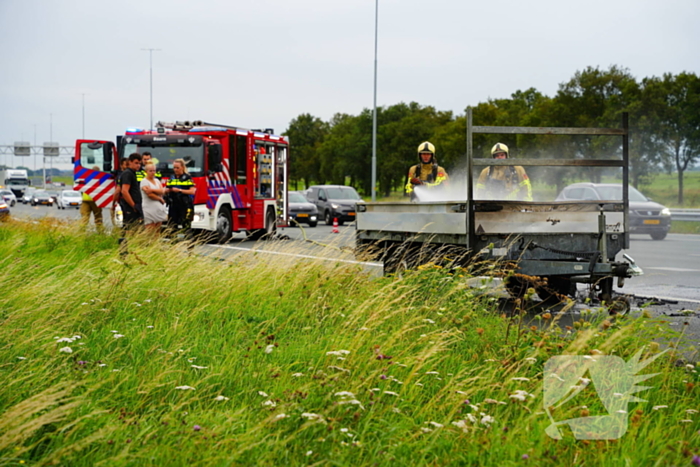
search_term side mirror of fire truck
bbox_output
[207,144,223,175]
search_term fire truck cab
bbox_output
[74,120,288,242]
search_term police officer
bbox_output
[165,158,196,230]
[136,152,161,182]
[405,142,449,200]
[475,143,533,201]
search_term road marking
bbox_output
[644,267,700,272]
[210,244,383,268]
[634,295,700,305]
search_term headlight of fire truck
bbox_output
[193,212,205,223]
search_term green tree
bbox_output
[283,114,328,189]
[642,72,700,205]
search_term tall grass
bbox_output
[0,219,698,466]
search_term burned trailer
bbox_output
[355,110,641,305]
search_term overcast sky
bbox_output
[1,0,698,170]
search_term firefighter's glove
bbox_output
[410,177,423,186]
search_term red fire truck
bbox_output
[73,120,288,242]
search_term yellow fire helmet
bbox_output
[417,141,435,155]
[491,142,509,157]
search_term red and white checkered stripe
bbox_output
[82,178,116,208]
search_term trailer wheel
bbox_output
[216,206,232,244]
[536,277,575,305]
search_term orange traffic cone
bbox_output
[332,217,339,234]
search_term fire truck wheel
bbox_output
[216,207,232,243]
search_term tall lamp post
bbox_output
[141,48,162,130]
[80,93,89,138]
[371,0,379,201]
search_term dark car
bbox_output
[30,190,55,206]
[305,185,362,225]
[555,183,671,240]
[288,191,318,227]
[0,199,9,220]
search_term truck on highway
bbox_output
[0,169,30,197]
[74,120,289,241]
[355,110,641,308]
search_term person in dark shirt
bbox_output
[165,158,196,231]
[119,153,143,230]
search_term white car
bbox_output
[21,187,37,204]
[0,189,17,207]
[57,190,83,209]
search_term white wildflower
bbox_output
[511,377,530,382]
[133,302,142,307]
[616,410,627,414]
[428,421,444,428]
[480,415,495,426]
[338,399,364,409]
[263,400,276,407]
[258,391,269,397]
[484,398,506,405]
[392,407,401,414]
[59,347,73,353]
[579,377,591,385]
[370,388,380,392]
[415,382,424,387]
[56,337,74,343]
[652,405,668,410]
[98,363,107,367]
[326,350,351,356]
[420,427,432,433]
[301,413,322,420]
[191,365,208,369]
[113,334,125,339]
[525,357,537,363]
[72,335,81,340]
[484,359,496,362]
[214,395,229,401]
[510,393,526,402]
[81,302,88,306]
[466,413,477,423]
[110,330,118,333]
[452,420,469,432]
[686,409,699,414]
[334,391,355,398]
[175,385,195,390]
[146,325,154,329]
[112,369,121,372]
[359,327,368,331]
[383,391,399,396]
[680,419,693,423]
[17,357,26,360]
[423,319,435,324]
[292,373,304,377]
[274,413,287,420]
[425,371,439,375]
[327,365,350,374]
[264,344,275,354]
[306,451,313,456]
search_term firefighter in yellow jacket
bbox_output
[475,143,532,201]
[405,142,449,200]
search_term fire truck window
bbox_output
[236,136,247,184]
[80,143,102,169]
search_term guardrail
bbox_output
[671,209,700,222]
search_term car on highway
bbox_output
[555,183,672,240]
[305,185,362,225]
[30,190,55,206]
[0,189,17,207]
[56,190,82,210]
[288,191,318,227]
[0,199,9,220]
[21,187,37,204]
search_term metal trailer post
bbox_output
[466,107,475,253]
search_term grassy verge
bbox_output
[0,220,698,466]
[671,221,700,235]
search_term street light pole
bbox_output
[81,93,87,138]
[371,0,379,202]
[141,48,162,130]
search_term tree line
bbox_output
[284,66,700,205]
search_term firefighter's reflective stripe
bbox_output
[405,165,448,193]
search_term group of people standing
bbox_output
[116,152,196,234]
[405,141,532,201]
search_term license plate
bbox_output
[348,212,356,216]
[70,202,78,206]
[297,213,308,217]
[643,219,660,225]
